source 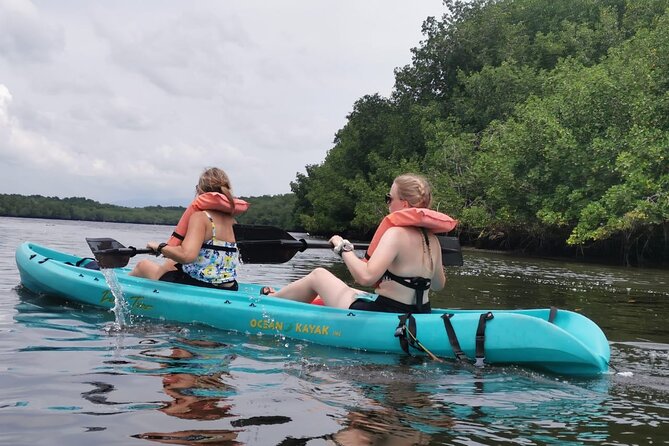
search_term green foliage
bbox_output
[292,0,669,264]
[0,193,300,230]
[235,194,300,230]
[0,194,184,224]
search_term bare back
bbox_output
[201,210,236,243]
[374,227,442,305]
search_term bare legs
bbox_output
[130,259,177,280]
[270,268,361,309]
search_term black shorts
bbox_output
[159,267,238,291]
[349,295,431,314]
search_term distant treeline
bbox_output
[289,0,669,266]
[0,193,300,230]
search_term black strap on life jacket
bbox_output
[203,244,237,253]
[441,313,468,362]
[368,228,434,313]
[383,270,431,313]
[395,314,423,356]
[169,232,237,253]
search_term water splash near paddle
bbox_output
[100,268,131,330]
[85,237,141,330]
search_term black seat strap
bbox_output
[441,313,468,362]
[395,314,422,355]
[474,312,494,367]
[548,306,558,323]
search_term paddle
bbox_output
[234,224,463,266]
[86,224,463,268]
[85,237,157,269]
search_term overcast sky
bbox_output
[0,0,446,207]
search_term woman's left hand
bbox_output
[146,241,160,252]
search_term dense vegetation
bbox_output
[291,0,669,265]
[234,194,299,229]
[0,193,299,229]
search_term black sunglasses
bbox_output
[385,193,393,205]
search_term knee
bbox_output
[135,259,151,270]
[131,259,153,276]
[311,267,331,280]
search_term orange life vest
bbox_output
[167,192,249,246]
[364,207,458,260]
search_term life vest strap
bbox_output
[203,244,237,253]
[171,232,237,253]
[383,270,431,313]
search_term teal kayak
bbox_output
[15,242,610,376]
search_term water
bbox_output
[100,268,131,330]
[1,216,667,445]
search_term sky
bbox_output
[0,0,447,207]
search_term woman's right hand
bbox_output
[329,235,343,247]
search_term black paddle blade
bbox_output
[86,237,134,269]
[233,224,293,241]
[437,236,464,266]
[234,224,306,264]
[238,241,302,264]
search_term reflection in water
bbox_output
[134,339,239,443]
[159,372,232,421]
[286,355,616,445]
[331,378,454,446]
[8,287,669,445]
[3,217,669,445]
[133,430,241,445]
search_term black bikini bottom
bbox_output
[159,267,238,291]
[349,294,431,314]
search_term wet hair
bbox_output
[393,174,432,209]
[197,167,235,211]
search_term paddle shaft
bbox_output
[237,238,461,253]
[87,224,463,267]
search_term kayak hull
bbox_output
[15,242,610,376]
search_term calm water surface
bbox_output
[0,217,667,445]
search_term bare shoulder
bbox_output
[380,226,406,239]
[379,226,412,246]
[188,210,209,225]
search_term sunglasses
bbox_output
[385,193,393,205]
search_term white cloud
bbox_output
[0,0,64,63]
[0,84,80,171]
[0,0,447,205]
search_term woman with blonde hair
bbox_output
[130,167,248,290]
[266,173,457,313]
